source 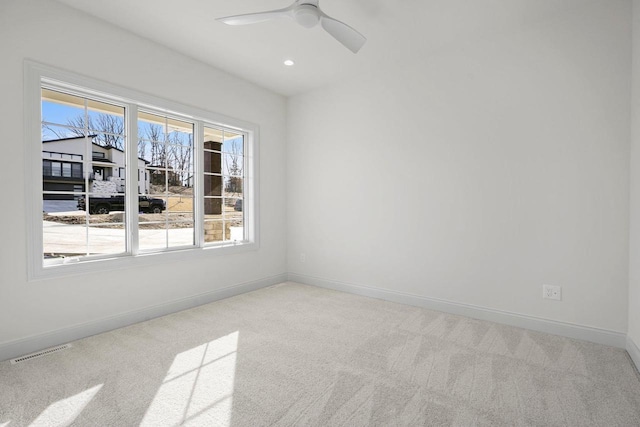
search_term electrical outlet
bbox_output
[542,284,561,301]
[300,253,306,263]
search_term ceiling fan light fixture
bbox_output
[217,0,366,53]
[294,4,320,28]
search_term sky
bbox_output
[42,99,244,174]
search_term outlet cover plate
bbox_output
[543,284,561,301]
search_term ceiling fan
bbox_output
[217,0,366,53]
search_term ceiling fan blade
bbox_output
[320,14,366,53]
[217,7,294,26]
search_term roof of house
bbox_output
[42,135,98,143]
[42,136,150,164]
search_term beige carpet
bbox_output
[1,282,639,426]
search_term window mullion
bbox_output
[126,104,139,255]
[84,98,90,256]
[194,121,204,247]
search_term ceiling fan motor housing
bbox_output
[295,4,320,28]
[217,0,366,53]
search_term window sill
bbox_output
[29,241,258,282]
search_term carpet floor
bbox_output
[1,282,639,426]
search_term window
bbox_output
[51,161,62,177]
[42,160,83,178]
[41,88,129,260]
[72,163,82,178]
[42,160,51,176]
[26,62,258,279]
[203,126,245,243]
[137,112,195,251]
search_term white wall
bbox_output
[0,0,287,356]
[0,0,635,360]
[287,1,631,334]
[629,0,640,360]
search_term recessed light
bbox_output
[283,59,295,66]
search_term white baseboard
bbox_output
[0,273,287,363]
[627,336,640,373]
[288,273,627,349]
[2,272,632,364]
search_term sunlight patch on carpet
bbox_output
[28,384,103,427]
[140,331,239,426]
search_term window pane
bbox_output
[42,123,86,142]
[138,183,195,251]
[228,223,244,242]
[166,120,193,189]
[88,224,126,255]
[223,152,243,176]
[42,221,126,259]
[88,128,125,150]
[138,222,195,251]
[203,126,245,245]
[138,112,169,171]
[204,124,222,176]
[138,111,195,251]
[204,126,223,150]
[168,223,195,247]
[203,196,244,243]
[204,152,222,175]
[224,198,244,241]
[223,177,243,198]
[148,167,168,190]
[87,100,124,129]
[87,100,125,150]
[222,133,244,156]
[43,223,87,258]
[204,220,225,243]
[203,216,244,243]
[41,89,85,127]
[204,182,223,213]
[137,140,153,166]
[41,86,128,266]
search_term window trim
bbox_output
[25,60,260,281]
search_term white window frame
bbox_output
[25,61,259,281]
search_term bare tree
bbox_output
[168,131,193,187]
[143,123,166,167]
[51,114,125,149]
[42,120,65,140]
[224,138,243,195]
[140,123,170,188]
[138,138,147,160]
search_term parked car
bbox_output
[234,199,243,212]
[77,195,166,214]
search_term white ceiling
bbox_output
[55,0,595,97]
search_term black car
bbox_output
[78,195,166,214]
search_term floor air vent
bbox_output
[10,344,72,365]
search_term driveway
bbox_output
[43,221,194,255]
